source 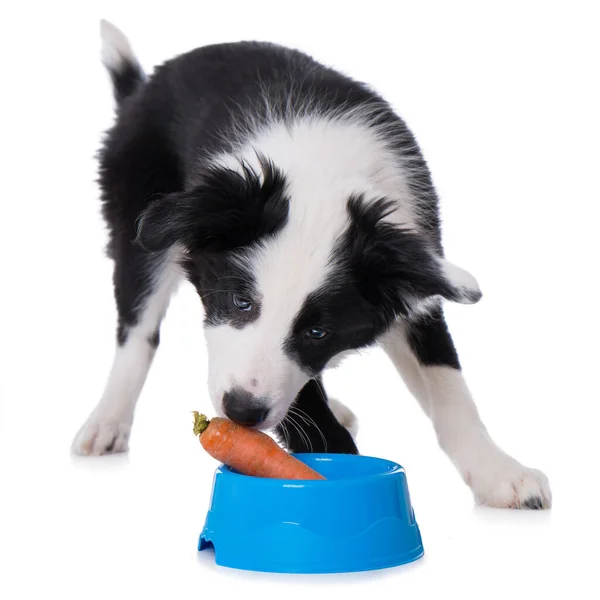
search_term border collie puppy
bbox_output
[73,21,551,509]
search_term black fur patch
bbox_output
[342,196,467,313]
[285,196,463,374]
[117,323,129,346]
[104,436,117,453]
[99,68,184,345]
[284,283,391,375]
[183,251,262,328]
[106,60,145,106]
[407,307,461,369]
[135,158,289,253]
[523,497,544,510]
[148,330,160,348]
[132,159,290,329]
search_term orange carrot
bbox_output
[192,411,325,480]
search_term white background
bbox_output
[1,1,599,598]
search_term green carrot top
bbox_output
[193,411,211,436]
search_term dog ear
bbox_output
[135,160,289,253]
[343,197,481,316]
[434,258,482,304]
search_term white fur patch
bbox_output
[381,325,551,509]
[100,19,138,72]
[71,337,151,455]
[212,116,418,231]
[329,398,359,439]
[203,323,308,430]
[72,253,181,456]
[440,259,481,302]
[422,366,551,508]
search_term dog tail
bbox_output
[100,20,145,105]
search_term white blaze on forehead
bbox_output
[213,115,418,230]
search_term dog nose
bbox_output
[222,388,270,426]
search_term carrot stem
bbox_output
[192,411,210,436]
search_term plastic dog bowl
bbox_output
[198,453,424,573]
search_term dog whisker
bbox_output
[286,413,312,453]
[279,420,291,449]
[289,406,327,453]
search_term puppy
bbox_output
[73,21,551,509]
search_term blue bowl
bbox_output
[198,453,424,573]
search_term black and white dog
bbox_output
[73,21,551,509]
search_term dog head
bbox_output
[136,152,481,429]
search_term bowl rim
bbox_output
[216,452,406,487]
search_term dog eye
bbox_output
[232,295,253,312]
[306,327,329,340]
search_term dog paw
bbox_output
[466,458,552,509]
[329,398,359,438]
[72,415,131,456]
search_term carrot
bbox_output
[192,411,325,480]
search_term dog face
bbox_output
[136,128,481,429]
